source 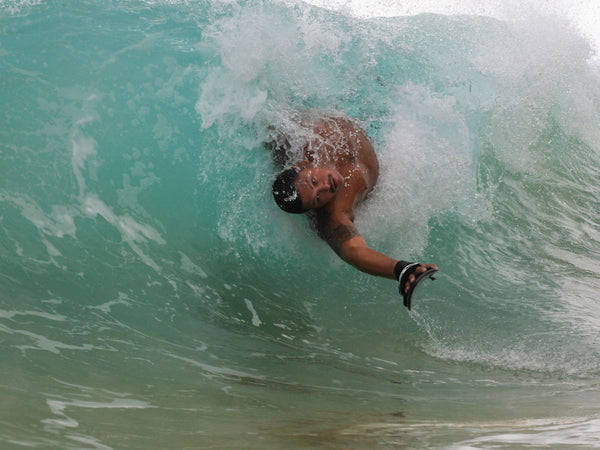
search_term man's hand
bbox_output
[401,263,439,294]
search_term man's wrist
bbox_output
[394,260,414,281]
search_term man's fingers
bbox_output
[404,274,415,294]
[404,264,438,293]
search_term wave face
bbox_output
[1,0,600,447]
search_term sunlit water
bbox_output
[1,0,600,448]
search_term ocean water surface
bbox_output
[1,0,600,448]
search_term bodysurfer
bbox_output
[270,113,438,309]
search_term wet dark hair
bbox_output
[272,167,306,214]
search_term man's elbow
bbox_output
[339,244,365,268]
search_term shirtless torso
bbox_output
[304,116,379,216]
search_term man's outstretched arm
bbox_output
[322,221,398,279]
[317,215,438,291]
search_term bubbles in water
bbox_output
[360,83,474,256]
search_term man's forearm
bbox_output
[340,245,398,280]
[318,219,398,280]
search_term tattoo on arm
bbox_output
[323,223,361,255]
[315,210,361,255]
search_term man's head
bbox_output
[272,162,343,214]
[272,167,305,214]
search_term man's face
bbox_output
[294,165,344,210]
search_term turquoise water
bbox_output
[1,0,600,448]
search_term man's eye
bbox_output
[312,178,317,186]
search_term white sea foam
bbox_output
[5,194,77,239]
[0,0,44,15]
[446,416,600,449]
[43,396,154,440]
[339,416,600,449]
[360,83,474,256]
[244,298,263,327]
[305,0,600,63]
[9,328,97,354]
[71,133,97,198]
[179,251,208,278]
[168,353,268,382]
[82,194,165,272]
[88,292,133,313]
[0,309,66,321]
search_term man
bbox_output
[271,114,438,309]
